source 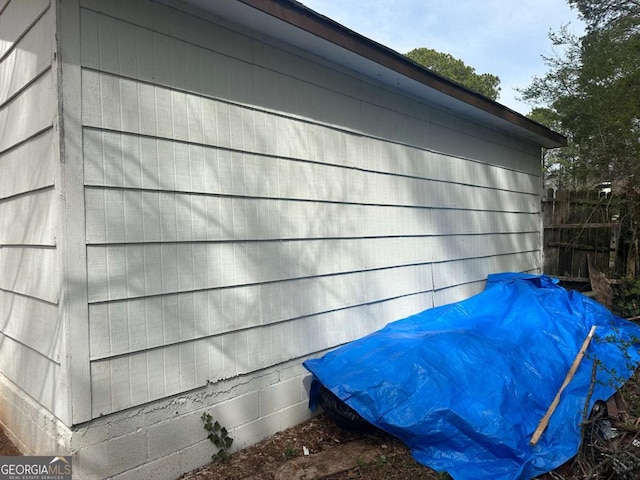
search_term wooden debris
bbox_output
[588,254,613,309]
[530,326,598,446]
[606,395,620,421]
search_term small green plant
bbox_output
[201,412,233,463]
[613,277,640,318]
[283,441,297,459]
[374,454,388,467]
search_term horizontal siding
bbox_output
[0,0,49,60]
[0,290,60,360]
[84,189,539,243]
[79,1,543,415]
[85,233,537,303]
[0,246,58,303]
[87,309,354,413]
[0,188,57,245]
[79,2,541,174]
[0,0,61,419]
[89,292,436,417]
[0,334,63,413]
[432,251,540,291]
[88,263,434,360]
[80,71,540,197]
[0,129,55,199]
[0,6,52,105]
[0,70,53,153]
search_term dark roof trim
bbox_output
[236,0,567,149]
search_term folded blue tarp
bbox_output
[303,273,640,480]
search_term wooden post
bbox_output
[530,325,597,446]
[609,222,620,272]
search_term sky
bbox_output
[299,0,585,115]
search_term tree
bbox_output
[528,107,582,191]
[520,2,640,190]
[569,0,640,32]
[405,47,501,100]
[521,0,640,275]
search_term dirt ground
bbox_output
[180,374,640,480]
[0,425,21,456]
[177,412,574,480]
[2,378,639,479]
[179,412,442,480]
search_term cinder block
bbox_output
[259,376,303,416]
[179,439,214,475]
[111,451,182,480]
[20,421,67,456]
[75,430,147,479]
[214,390,259,427]
[0,378,70,455]
[232,410,282,449]
[147,410,206,462]
[276,400,314,432]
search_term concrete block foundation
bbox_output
[0,359,315,479]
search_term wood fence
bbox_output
[543,189,624,283]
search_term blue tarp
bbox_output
[303,273,640,480]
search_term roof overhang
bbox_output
[182,0,567,149]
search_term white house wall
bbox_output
[77,0,542,421]
[0,0,68,439]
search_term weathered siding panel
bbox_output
[0,130,55,199]
[0,0,49,59]
[0,290,60,359]
[0,247,58,302]
[0,333,65,416]
[0,6,52,104]
[0,69,53,152]
[0,0,63,418]
[0,189,57,245]
[79,0,542,415]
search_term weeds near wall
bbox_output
[283,441,297,460]
[201,412,234,463]
[613,278,640,319]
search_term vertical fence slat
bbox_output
[543,189,624,280]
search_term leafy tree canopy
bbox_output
[520,0,640,190]
[522,1,640,275]
[405,47,501,100]
[569,0,640,33]
[528,107,583,190]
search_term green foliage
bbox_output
[613,278,640,318]
[405,47,501,100]
[283,442,297,459]
[527,107,583,190]
[374,454,388,467]
[201,412,234,463]
[569,0,640,32]
[519,2,640,191]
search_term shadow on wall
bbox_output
[78,2,543,416]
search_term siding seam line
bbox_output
[0,125,53,157]
[79,67,539,177]
[0,1,50,63]
[0,331,62,365]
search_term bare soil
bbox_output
[0,425,21,456]
[179,412,442,480]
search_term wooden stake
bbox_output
[530,325,598,446]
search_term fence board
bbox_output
[543,189,623,279]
